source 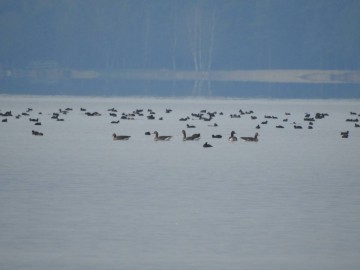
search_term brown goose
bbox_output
[153,131,172,141]
[112,133,131,140]
[182,130,200,141]
[241,132,259,142]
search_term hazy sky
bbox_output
[0,0,359,97]
[1,0,359,70]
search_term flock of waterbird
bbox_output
[1,105,359,147]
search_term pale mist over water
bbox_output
[1,95,360,270]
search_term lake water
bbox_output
[1,95,360,270]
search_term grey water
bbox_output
[1,95,360,270]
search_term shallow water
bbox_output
[1,95,360,269]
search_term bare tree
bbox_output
[171,2,179,94]
[186,0,218,95]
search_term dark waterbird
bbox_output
[203,142,213,148]
[32,130,43,136]
[340,131,349,138]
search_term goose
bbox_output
[241,132,259,142]
[203,142,213,148]
[212,134,222,139]
[153,131,172,141]
[182,130,200,141]
[228,131,237,141]
[112,133,131,140]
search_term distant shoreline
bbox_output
[2,67,360,84]
[79,69,360,84]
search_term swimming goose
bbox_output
[182,130,200,141]
[153,131,172,141]
[241,132,259,142]
[228,131,237,141]
[112,133,131,140]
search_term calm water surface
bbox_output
[1,95,360,270]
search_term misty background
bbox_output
[0,0,359,98]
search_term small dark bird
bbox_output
[203,142,213,148]
[341,131,349,138]
[32,130,43,136]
